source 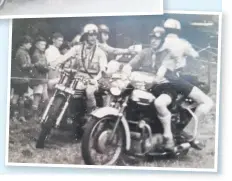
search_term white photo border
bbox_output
[0,0,164,19]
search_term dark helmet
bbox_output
[149,26,166,39]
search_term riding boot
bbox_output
[85,96,97,119]
[163,136,175,151]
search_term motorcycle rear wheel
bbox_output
[36,96,65,149]
[81,116,125,165]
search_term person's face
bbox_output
[36,41,47,52]
[53,37,64,48]
[101,32,109,43]
[150,36,162,49]
[87,33,98,45]
[24,43,32,50]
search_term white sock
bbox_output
[158,114,172,139]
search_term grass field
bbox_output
[7,61,219,170]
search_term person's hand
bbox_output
[89,79,99,86]
[145,76,160,90]
[128,49,138,55]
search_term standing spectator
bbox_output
[30,36,49,121]
[11,35,34,122]
[45,32,64,94]
[45,32,64,75]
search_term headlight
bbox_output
[110,87,121,96]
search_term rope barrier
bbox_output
[192,44,218,56]
[11,77,49,82]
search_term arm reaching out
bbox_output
[99,43,131,55]
[185,41,199,59]
[50,45,79,67]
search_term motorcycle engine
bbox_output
[129,119,164,154]
[130,132,164,154]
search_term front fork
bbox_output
[55,95,71,128]
[108,96,129,142]
[40,89,71,128]
[40,90,58,124]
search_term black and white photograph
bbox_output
[6,11,221,172]
[0,0,163,18]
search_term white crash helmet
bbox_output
[163,19,181,30]
[83,24,99,34]
[98,24,110,33]
[80,24,98,42]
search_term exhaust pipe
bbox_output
[174,143,191,153]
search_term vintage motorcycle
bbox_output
[0,0,6,9]
[81,71,210,165]
[36,66,105,149]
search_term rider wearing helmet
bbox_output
[122,26,177,150]
[54,24,108,114]
[98,24,137,61]
[122,26,166,74]
[153,18,214,150]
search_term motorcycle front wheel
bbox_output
[81,116,125,165]
[36,96,65,149]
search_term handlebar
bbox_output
[49,66,77,74]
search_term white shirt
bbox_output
[160,34,199,70]
[45,45,61,79]
[45,45,61,67]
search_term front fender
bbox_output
[91,107,119,118]
[91,107,131,151]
